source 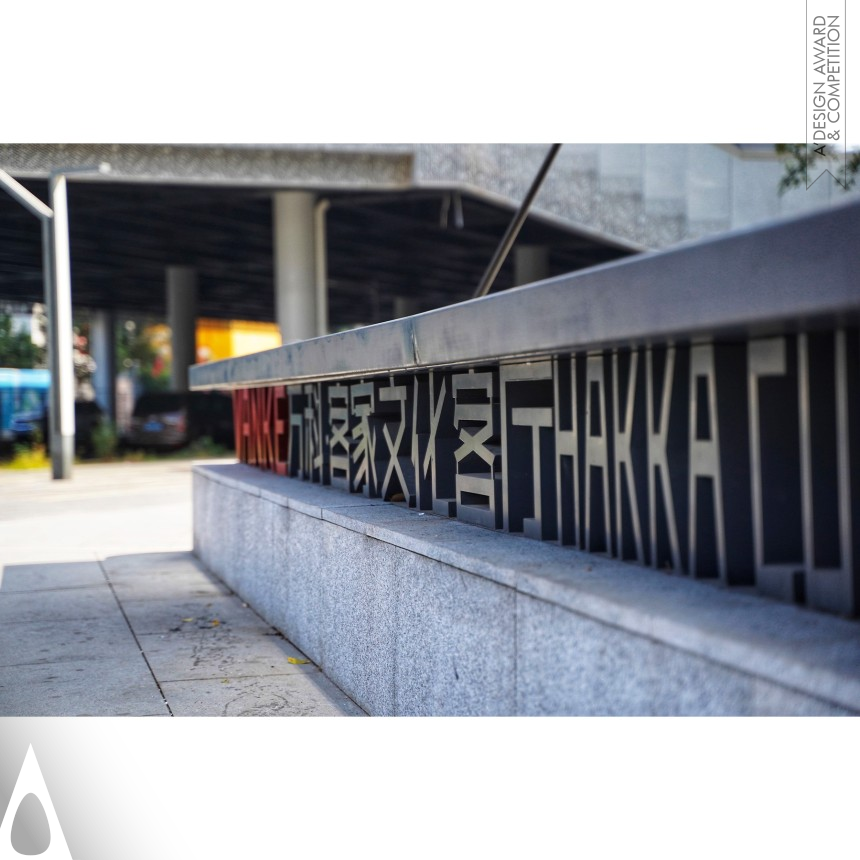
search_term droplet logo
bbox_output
[0,747,72,859]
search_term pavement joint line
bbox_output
[0,656,126,670]
[157,673,369,715]
[97,558,174,717]
[69,714,170,718]
[0,615,114,626]
[156,669,323,684]
[0,584,111,595]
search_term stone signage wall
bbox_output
[232,327,860,617]
[191,201,860,713]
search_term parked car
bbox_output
[11,400,106,457]
[125,391,234,450]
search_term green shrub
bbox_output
[91,420,118,460]
[180,435,228,459]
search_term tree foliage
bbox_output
[116,318,171,392]
[776,144,860,193]
[0,313,44,369]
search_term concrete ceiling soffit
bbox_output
[0,144,414,188]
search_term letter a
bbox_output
[0,745,73,859]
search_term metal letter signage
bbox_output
[232,326,860,617]
[452,369,502,529]
[688,343,727,581]
[647,346,682,573]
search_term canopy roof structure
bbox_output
[0,144,639,327]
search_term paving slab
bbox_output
[0,549,100,567]
[109,572,231,602]
[102,552,232,602]
[120,594,273,636]
[101,551,213,579]
[0,560,105,592]
[137,628,317,683]
[0,506,190,554]
[161,671,364,717]
[0,585,118,626]
[0,614,140,669]
[0,657,168,717]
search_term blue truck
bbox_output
[0,368,50,443]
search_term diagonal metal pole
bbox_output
[473,143,562,299]
[0,171,53,220]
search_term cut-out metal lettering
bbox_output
[688,343,727,580]
[230,324,859,618]
[414,372,457,517]
[554,355,581,548]
[748,337,800,601]
[236,386,289,474]
[646,346,681,572]
[799,330,856,614]
[303,383,326,483]
[613,349,644,563]
[453,369,502,529]
[350,381,376,496]
[272,386,288,476]
[255,387,276,470]
[328,384,351,491]
[501,361,555,540]
[584,355,611,554]
[289,386,305,478]
[378,378,415,505]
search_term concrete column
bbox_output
[89,309,116,422]
[166,266,198,392]
[315,199,330,337]
[513,245,550,287]
[273,191,317,343]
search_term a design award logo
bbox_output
[0,746,73,859]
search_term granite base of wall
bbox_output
[192,463,860,716]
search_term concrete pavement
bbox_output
[0,460,363,716]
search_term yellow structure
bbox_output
[195,319,282,364]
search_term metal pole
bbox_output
[48,174,75,479]
[0,170,56,465]
[41,216,58,464]
[0,171,53,220]
[473,144,562,299]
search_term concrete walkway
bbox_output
[0,460,363,716]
